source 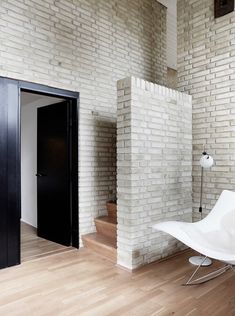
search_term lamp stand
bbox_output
[199,166,203,219]
[189,165,212,267]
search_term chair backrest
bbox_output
[203,190,235,226]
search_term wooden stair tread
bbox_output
[82,232,117,249]
[95,216,117,226]
[95,216,117,240]
[82,213,118,263]
[82,233,117,263]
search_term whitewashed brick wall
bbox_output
[178,0,235,220]
[117,77,192,269]
[0,0,167,242]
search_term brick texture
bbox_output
[117,77,192,269]
[0,0,167,242]
[178,0,235,220]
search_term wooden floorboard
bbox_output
[21,222,72,262]
[0,247,234,315]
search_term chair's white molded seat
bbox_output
[153,190,235,265]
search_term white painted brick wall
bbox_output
[178,0,235,220]
[117,77,192,270]
[0,0,167,243]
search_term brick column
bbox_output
[117,77,192,270]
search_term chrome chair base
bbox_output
[184,257,233,286]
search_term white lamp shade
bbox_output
[200,154,214,168]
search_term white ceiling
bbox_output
[21,92,64,108]
[158,0,177,70]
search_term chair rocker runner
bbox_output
[153,190,235,285]
[184,260,232,286]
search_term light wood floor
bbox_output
[21,222,73,262]
[1,247,235,316]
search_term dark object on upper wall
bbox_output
[214,0,234,18]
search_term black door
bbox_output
[37,102,71,246]
[0,78,20,269]
[0,78,78,269]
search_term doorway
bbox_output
[0,78,79,269]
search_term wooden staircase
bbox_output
[82,201,117,263]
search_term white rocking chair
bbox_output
[153,190,235,285]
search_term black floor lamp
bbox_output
[189,151,214,266]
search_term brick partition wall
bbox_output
[117,77,192,269]
[0,0,167,241]
[178,0,235,220]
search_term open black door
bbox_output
[37,102,71,246]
